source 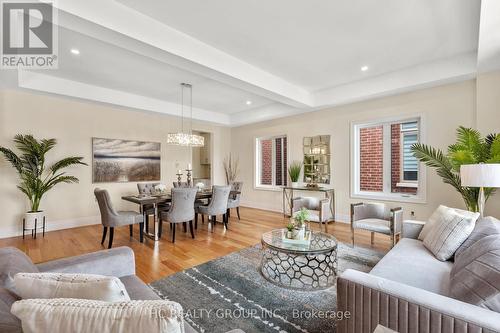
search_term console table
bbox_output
[282,186,335,223]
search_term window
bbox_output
[352,117,424,202]
[255,135,287,188]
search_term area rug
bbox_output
[150,243,384,333]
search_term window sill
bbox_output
[351,191,426,204]
[396,182,419,188]
[254,185,283,192]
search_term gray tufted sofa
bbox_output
[337,219,500,333]
[0,246,243,333]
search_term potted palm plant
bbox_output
[0,135,87,228]
[411,126,500,211]
[288,161,302,188]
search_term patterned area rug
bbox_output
[150,243,384,333]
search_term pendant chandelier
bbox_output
[167,83,204,147]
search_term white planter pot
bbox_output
[291,182,299,188]
[24,211,45,229]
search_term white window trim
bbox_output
[400,128,419,184]
[254,135,288,191]
[350,114,427,204]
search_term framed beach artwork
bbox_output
[92,138,161,183]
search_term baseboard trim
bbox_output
[0,215,101,239]
[240,201,350,223]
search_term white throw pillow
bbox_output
[418,205,480,240]
[423,209,479,261]
[11,298,184,333]
[14,273,130,302]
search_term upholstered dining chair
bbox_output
[227,181,243,220]
[195,185,231,231]
[159,188,198,243]
[137,182,170,211]
[94,188,144,249]
[292,196,332,230]
[350,202,403,247]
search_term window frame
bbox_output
[398,124,419,186]
[254,134,288,191]
[350,115,426,203]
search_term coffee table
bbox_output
[260,229,338,290]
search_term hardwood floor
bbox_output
[0,207,391,283]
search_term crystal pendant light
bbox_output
[167,83,205,147]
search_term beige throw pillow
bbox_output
[423,209,478,261]
[14,273,130,302]
[11,299,185,333]
[418,205,480,241]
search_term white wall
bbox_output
[0,90,230,237]
[230,80,500,222]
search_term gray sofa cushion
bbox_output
[0,247,38,294]
[450,234,500,312]
[0,287,21,333]
[120,275,160,300]
[370,238,452,295]
[455,216,500,259]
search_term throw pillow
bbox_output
[418,205,480,240]
[423,209,478,261]
[455,216,500,259]
[0,247,38,294]
[11,298,184,333]
[449,234,500,312]
[14,273,130,302]
[418,205,448,240]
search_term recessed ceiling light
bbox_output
[70,49,80,55]
[246,100,252,105]
[361,65,369,72]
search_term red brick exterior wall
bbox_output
[260,139,272,185]
[359,126,383,191]
[260,137,287,186]
[391,124,418,194]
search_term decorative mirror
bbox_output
[303,135,331,184]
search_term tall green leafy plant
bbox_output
[0,134,87,212]
[288,161,302,182]
[411,126,500,212]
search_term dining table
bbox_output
[122,190,240,241]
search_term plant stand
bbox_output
[23,216,46,239]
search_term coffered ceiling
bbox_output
[2,0,499,126]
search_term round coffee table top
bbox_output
[261,229,338,255]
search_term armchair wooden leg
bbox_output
[189,220,195,239]
[351,229,355,247]
[183,222,187,233]
[223,214,229,230]
[139,223,144,243]
[371,232,374,245]
[129,225,133,237]
[391,234,395,248]
[227,208,230,218]
[195,213,198,230]
[172,223,176,243]
[108,227,114,249]
[158,220,163,239]
[101,227,107,245]
[236,207,241,220]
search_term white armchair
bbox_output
[292,197,332,229]
[350,202,403,247]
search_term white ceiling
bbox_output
[5,0,499,126]
[117,0,480,91]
